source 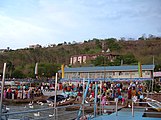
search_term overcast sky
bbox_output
[0,0,161,49]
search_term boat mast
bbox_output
[0,63,7,119]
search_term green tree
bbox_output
[6,61,15,78]
[154,64,161,71]
[112,56,123,66]
[33,63,60,79]
[112,54,137,66]
[122,53,138,65]
[12,69,26,78]
[105,38,121,51]
[95,39,102,49]
[92,56,110,66]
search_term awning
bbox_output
[60,78,153,82]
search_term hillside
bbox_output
[0,37,161,78]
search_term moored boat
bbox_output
[46,94,66,103]
[57,97,76,106]
[46,94,76,106]
[42,90,63,96]
[146,98,161,112]
[3,95,48,104]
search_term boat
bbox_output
[57,97,76,106]
[3,95,48,104]
[46,95,76,106]
[2,104,9,113]
[46,94,67,103]
[66,105,94,112]
[42,90,63,96]
[146,98,161,112]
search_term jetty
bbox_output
[91,108,161,120]
[3,95,48,104]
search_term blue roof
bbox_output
[60,78,152,82]
[58,65,154,73]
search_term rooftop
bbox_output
[58,64,154,73]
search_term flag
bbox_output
[35,62,38,79]
[138,62,142,77]
[61,64,64,78]
[35,62,38,75]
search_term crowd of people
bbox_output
[62,81,146,107]
[2,80,146,107]
[3,85,42,100]
[2,82,61,100]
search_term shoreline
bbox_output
[3,95,48,105]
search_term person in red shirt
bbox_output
[128,87,132,99]
[91,90,95,98]
[76,91,82,101]
[117,88,121,95]
[59,83,62,90]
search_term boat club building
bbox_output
[59,64,154,82]
[69,53,118,65]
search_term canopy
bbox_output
[60,78,152,82]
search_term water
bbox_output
[5,103,78,120]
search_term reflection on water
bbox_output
[6,103,78,120]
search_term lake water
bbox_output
[5,103,78,120]
[4,102,161,120]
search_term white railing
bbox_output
[1,100,161,120]
[1,104,81,120]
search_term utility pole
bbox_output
[152,56,154,93]
[0,63,7,119]
[121,60,123,66]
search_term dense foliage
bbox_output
[0,36,161,79]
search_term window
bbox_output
[113,72,115,75]
[119,72,123,75]
[125,72,129,75]
[145,71,150,75]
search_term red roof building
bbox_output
[70,53,118,65]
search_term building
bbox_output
[59,64,154,82]
[0,49,5,53]
[0,47,10,53]
[48,44,56,47]
[70,53,118,65]
[29,44,42,49]
[154,72,161,84]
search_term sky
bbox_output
[0,0,161,50]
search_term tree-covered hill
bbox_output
[0,37,161,79]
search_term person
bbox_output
[59,82,63,90]
[139,93,144,106]
[76,91,82,101]
[128,87,132,99]
[15,89,18,99]
[7,87,12,99]
[131,87,136,97]
[122,97,125,105]
[3,89,7,98]
[101,94,106,113]
[118,94,122,102]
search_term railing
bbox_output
[91,99,161,119]
[132,101,161,117]
[98,99,119,116]
[1,104,81,120]
[1,100,161,120]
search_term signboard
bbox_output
[153,72,161,77]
